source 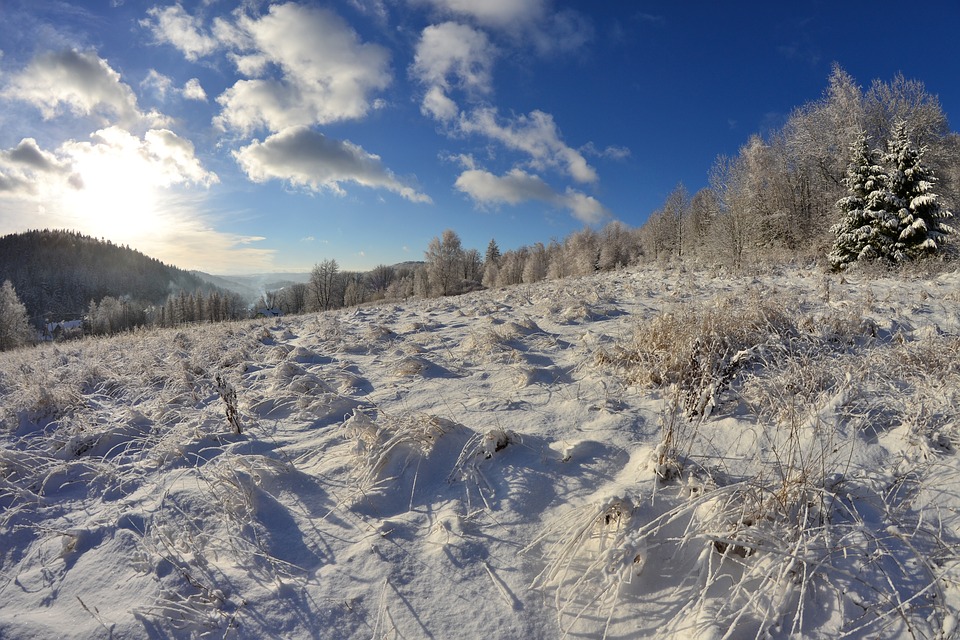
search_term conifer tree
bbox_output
[829,131,893,269]
[484,238,501,266]
[884,120,953,260]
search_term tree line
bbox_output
[275,65,960,317]
[639,66,957,267]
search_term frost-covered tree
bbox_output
[864,73,949,150]
[829,131,897,269]
[425,229,465,296]
[662,183,690,258]
[564,228,599,275]
[367,264,395,297]
[343,276,367,307]
[522,243,548,283]
[496,248,526,287]
[462,248,483,284]
[385,274,414,300]
[597,220,638,270]
[884,121,954,260]
[708,153,756,266]
[0,280,34,350]
[310,259,343,310]
[481,260,500,288]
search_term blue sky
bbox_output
[1,1,958,274]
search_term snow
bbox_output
[2,264,960,638]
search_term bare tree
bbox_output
[598,220,639,270]
[522,243,548,283]
[309,259,343,311]
[462,248,483,284]
[564,228,599,276]
[662,183,690,258]
[686,188,721,256]
[367,264,395,294]
[709,153,756,267]
[343,275,368,307]
[864,72,949,149]
[281,282,308,315]
[424,229,465,296]
[496,248,526,287]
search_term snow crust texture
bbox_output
[2,264,960,639]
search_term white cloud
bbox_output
[413,0,545,28]
[459,107,597,183]
[412,0,590,57]
[233,126,431,203]
[348,0,389,23]
[141,69,174,100]
[182,78,207,101]
[0,138,78,196]
[1,49,160,127]
[133,217,275,274]
[455,167,609,223]
[142,70,207,103]
[142,128,219,187]
[412,22,496,121]
[561,187,609,224]
[413,22,496,94]
[455,167,554,204]
[581,141,631,160]
[215,3,391,133]
[421,85,459,121]
[142,4,219,61]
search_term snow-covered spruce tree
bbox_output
[0,280,34,351]
[829,131,896,269]
[884,120,953,261]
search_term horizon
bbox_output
[2,1,958,273]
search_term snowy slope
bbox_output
[2,264,960,639]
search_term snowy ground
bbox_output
[2,264,960,639]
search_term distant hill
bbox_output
[191,272,311,302]
[190,272,262,302]
[0,229,219,324]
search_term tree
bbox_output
[829,131,896,269]
[462,248,483,284]
[598,220,638,270]
[281,282,308,315]
[424,229,465,296]
[484,239,501,266]
[343,278,367,307]
[864,73,948,150]
[709,150,758,267]
[661,183,690,258]
[496,248,526,287]
[310,259,343,311]
[564,228,599,275]
[884,121,954,260]
[0,280,34,351]
[367,264,395,295]
[686,188,721,256]
[522,243,548,283]
[830,123,953,268]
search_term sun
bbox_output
[62,147,165,243]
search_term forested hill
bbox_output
[0,229,217,324]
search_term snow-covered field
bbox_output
[2,264,960,639]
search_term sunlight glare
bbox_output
[63,149,165,243]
